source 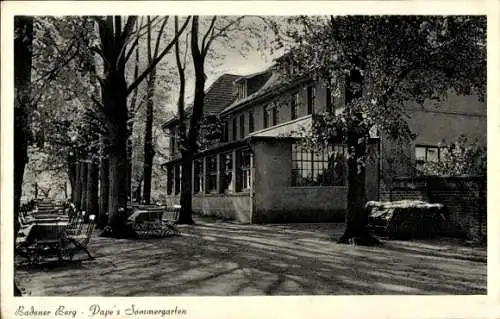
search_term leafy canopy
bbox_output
[283,15,486,146]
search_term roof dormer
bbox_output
[236,79,247,100]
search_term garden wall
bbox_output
[386,176,486,241]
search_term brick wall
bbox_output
[389,176,486,241]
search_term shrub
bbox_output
[421,135,486,176]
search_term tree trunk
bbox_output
[86,159,99,217]
[178,151,194,224]
[107,140,131,237]
[127,132,133,203]
[68,160,76,202]
[80,159,88,213]
[102,71,132,238]
[134,179,142,203]
[127,30,139,205]
[74,158,82,208]
[99,155,109,229]
[337,129,380,246]
[142,71,156,204]
[14,15,34,297]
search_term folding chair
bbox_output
[62,214,96,260]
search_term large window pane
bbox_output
[415,147,426,162]
[291,143,347,187]
[415,145,442,174]
[166,165,173,195]
[206,156,217,193]
[221,152,233,192]
[193,160,203,194]
[174,165,181,194]
[237,149,252,191]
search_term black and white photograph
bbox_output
[2,1,498,318]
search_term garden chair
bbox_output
[62,214,96,260]
[160,205,181,236]
[65,211,86,236]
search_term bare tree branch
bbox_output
[119,16,138,47]
[133,92,148,113]
[122,16,163,56]
[153,16,170,59]
[201,16,217,53]
[202,16,245,56]
[126,16,191,96]
[129,19,141,113]
[175,16,188,143]
[147,16,153,63]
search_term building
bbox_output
[161,59,486,224]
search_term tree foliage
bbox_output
[284,16,485,144]
[21,17,100,204]
[281,15,486,244]
[421,136,486,177]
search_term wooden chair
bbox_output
[62,214,96,260]
[161,206,181,236]
[66,211,86,236]
[128,206,180,238]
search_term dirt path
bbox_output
[16,218,486,296]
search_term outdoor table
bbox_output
[17,221,69,243]
[126,209,179,237]
[16,221,70,262]
[24,216,69,225]
[127,210,163,223]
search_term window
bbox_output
[237,81,247,100]
[326,85,334,113]
[307,85,316,114]
[174,165,181,194]
[222,121,229,142]
[272,105,279,126]
[206,156,218,193]
[221,152,233,192]
[292,143,347,186]
[239,114,245,139]
[237,149,252,191]
[291,92,300,120]
[169,135,176,156]
[415,145,441,171]
[232,117,237,141]
[249,111,254,133]
[263,105,270,128]
[166,165,173,195]
[193,160,203,194]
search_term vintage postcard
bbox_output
[1,1,499,319]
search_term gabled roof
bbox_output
[203,73,241,115]
[161,53,310,129]
[221,67,314,116]
[162,73,241,129]
[221,70,280,115]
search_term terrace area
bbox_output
[16,216,487,296]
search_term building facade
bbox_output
[161,61,486,224]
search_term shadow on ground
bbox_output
[15,217,486,296]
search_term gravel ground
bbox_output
[15,217,487,296]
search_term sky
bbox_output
[150,16,290,113]
[159,47,280,113]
